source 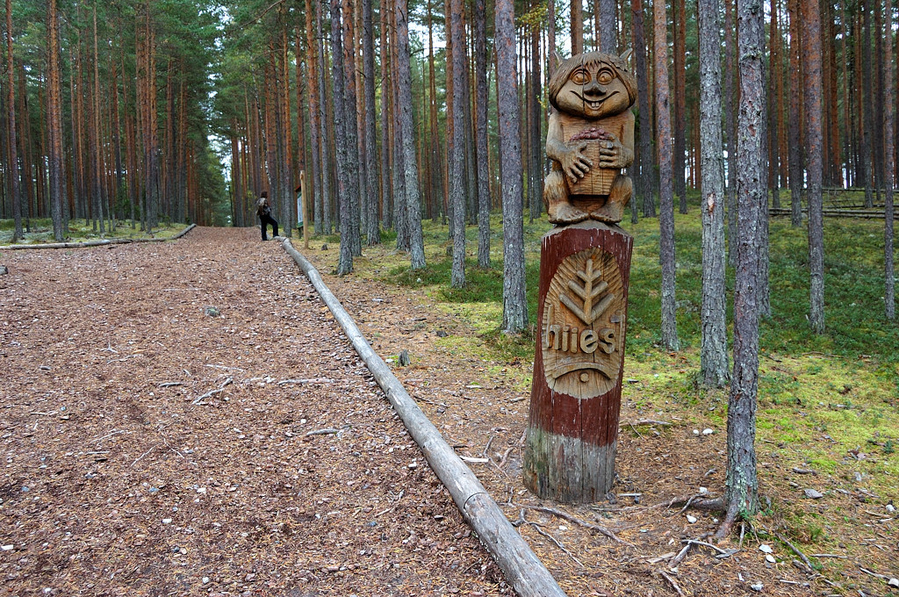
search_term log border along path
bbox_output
[280,237,567,597]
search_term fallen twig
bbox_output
[524,521,586,569]
[305,428,340,437]
[158,382,183,388]
[278,377,334,385]
[375,489,405,517]
[774,531,814,571]
[809,554,848,559]
[90,429,130,444]
[519,504,630,545]
[620,419,673,427]
[682,539,733,557]
[858,566,891,581]
[668,543,691,567]
[192,377,233,405]
[659,570,685,597]
[131,445,157,467]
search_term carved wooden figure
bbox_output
[525,50,637,503]
[544,51,636,224]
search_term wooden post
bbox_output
[524,220,633,502]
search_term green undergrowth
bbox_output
[0,218,186,246]
[312,195,898,513]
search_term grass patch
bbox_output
[0,218,187,246]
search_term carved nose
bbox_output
[583,81,605,98]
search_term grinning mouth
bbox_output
[571,89,619,111]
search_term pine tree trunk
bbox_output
[317,4,333,235]
[47,0,65,240]
[341,0,362,255]
[495,0,528,333]
[380,0,394,230]
[803,0,825,334]
[394,0,426,269]
[449,0,467,287]
[719,0,765,537]
[863,1,875,208]
[768,0,781,209]
[571,0,584,56]
[474,0,491,268]
[5,0,23,240]
[631,0,654,219]
[674,0,688,214]
[654,0,679,351]
[724,0,740,257]
[362,0,381,245]
[329,0,354,275]
[787,0,803,227]
[597,0,617,53]
[885,0,896,320]
[698,0,729,387]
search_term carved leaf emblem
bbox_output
[559,257,615,325]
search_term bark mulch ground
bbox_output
[1,226,895,596]
[0,227,507,596]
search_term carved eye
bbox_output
[571,69,589,85]
[597,69,615,85]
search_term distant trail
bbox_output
[0,226,509,596]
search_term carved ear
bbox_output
[553,50,564,64]
[619,49,633,66]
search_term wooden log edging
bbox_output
[280,238,567,597]
[0,223,197,251]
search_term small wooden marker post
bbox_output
[524,50,637,502]
[523,221,632,502]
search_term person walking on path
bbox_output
[256,191,279,241]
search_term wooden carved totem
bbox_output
[524,51,636,502]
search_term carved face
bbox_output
[548,52,637,119]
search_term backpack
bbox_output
[256,197,271,217]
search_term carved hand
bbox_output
[560,143,593,183]
[597,134,633,169]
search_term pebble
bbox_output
[750,583,764,591]
[1,545,13,551]
[888,578,899,588]
[702,428,714,435]
[686,515,698,524]
[759,544,773,554]
[886,504,895,513]
[765,554,776,563]
[162,518,173,524]
[804,488,824,499]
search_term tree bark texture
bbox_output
[394,0,426,269]
[597,0,617,53]
[654,0,679,351]
[474,0,491,268]
[362,0,380,245]
[721,0,765,535]
[571,0,584,56]
[631,0,654,219]
[449,0,467,287]
[698,0,729,388]
[524,222,633,501]
[802,0,825,334]
[885,0,896,321]
[6,0,23,241]
[329,0,354,275]
[495,0,528,333]
[787,0,803,227]
[674,0,688,215]
[47,0,65,241]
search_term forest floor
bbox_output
[0,226,896,597]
